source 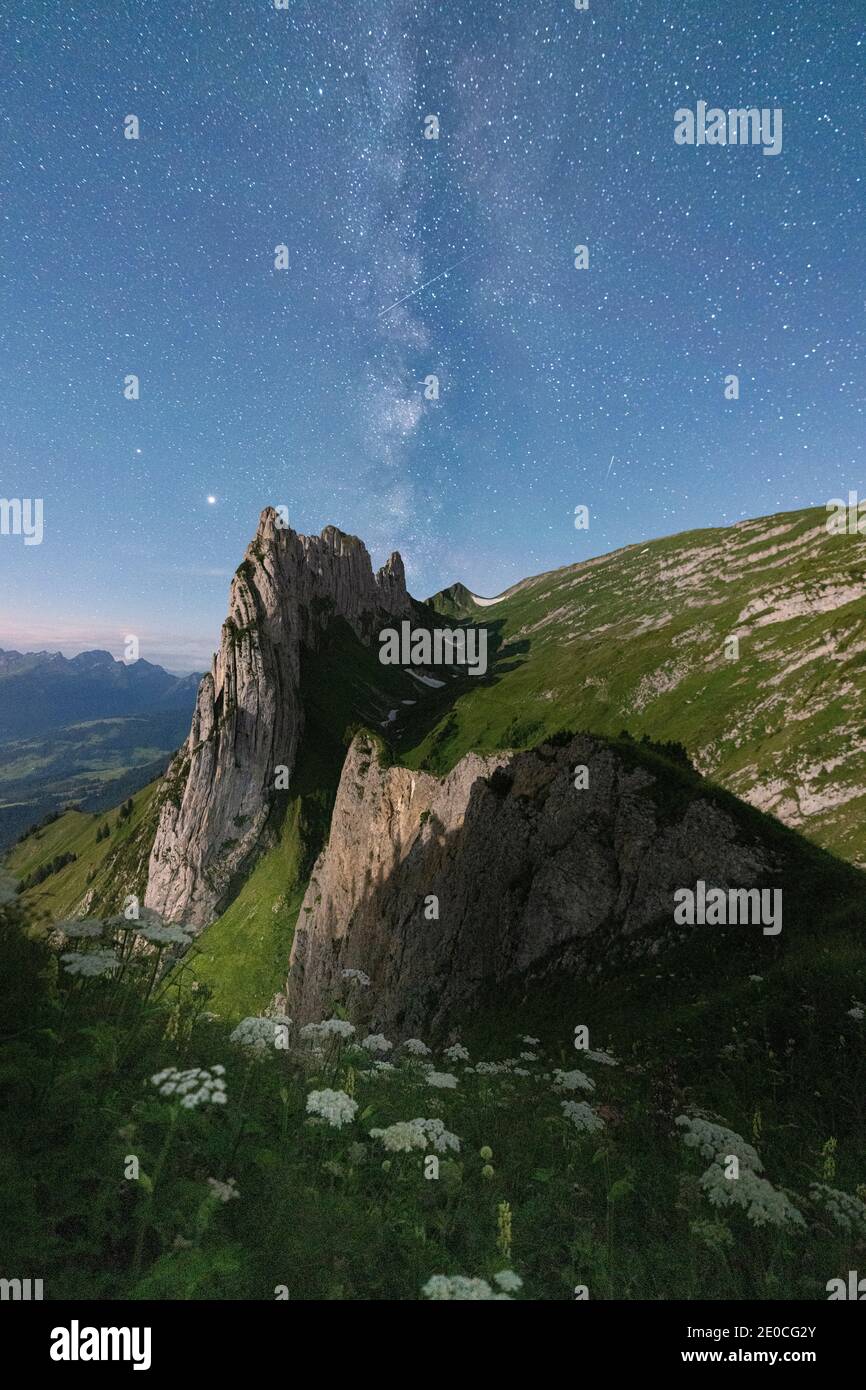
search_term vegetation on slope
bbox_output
[5,780,163,923]
[1,775,864,1301]
[416,508,866,868]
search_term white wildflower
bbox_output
[56,920,103,939]
[422,1275,510,1300]
[675,1115,762,1171]
[444,1043,470,1062]
[370,1121,425,1153]
[207,1176,240,1203]
[494,1270,523,1293]
[360,1033,393,1054]
[561,1100,605,1133]
[403,1038,431,1056]
[136,923,192,946]
[700,1160,804,1230]
[847,1000,865,1021]
[306,1088,357,1129]
[520,1036,540,1046]
[342,968,371,987]
[61,949,119,978]
[370,1116,459,1154]
[150,1065,227,1109]
[552,1068,595,1094]
[300,1018,355,1042]
[106,907,163,932]
[519,1051,538,1062]
[810,1183,866,1234]
[426,1071,458,1089]
[583,1049,618,1067]
[230,1016,289,1053]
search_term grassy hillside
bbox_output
[417,507,866,868]
[5,779,163,922]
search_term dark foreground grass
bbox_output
[1,867,864,1302]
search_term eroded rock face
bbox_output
[287,734,774,1035]
[144,510,412,926]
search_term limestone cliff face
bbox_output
[287,733,773,1035]
[144,510,411,926]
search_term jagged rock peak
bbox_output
[143,510,413,928]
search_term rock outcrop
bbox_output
[144,509,412,926]
[286,732,775,1035]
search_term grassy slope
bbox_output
[416,506,866,866]
[6,780,162,923]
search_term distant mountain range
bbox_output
[0,648,200,742]
[0,650,202,848]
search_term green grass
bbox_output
[413,507,866,868]
[6,780,162,922]
[1,852,864,1302]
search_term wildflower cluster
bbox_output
[306,1089,357,1129]
[422,1271,523,1300]
[207,1177,240,1203]
[676,1113,804,1231]
[151,1065,228,1108]
[230,1016,290,1052]
[426,1071,459,1089]
[561,1100,605,1133]
[810,1183,866,1234]
[552,1067,595,1093]
[300,1018,355,1043]
[369,1117,460,1154]
[56,920,104,940]
[61,949,119,978]
[341,968,371,987]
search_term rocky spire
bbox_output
[144,510,412,926]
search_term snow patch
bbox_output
[405,669,446,689]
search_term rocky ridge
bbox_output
[144,509,413,926]
[287,732,776,1034]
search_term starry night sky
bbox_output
[0,1,862,671]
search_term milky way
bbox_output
[0,1,862,669]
